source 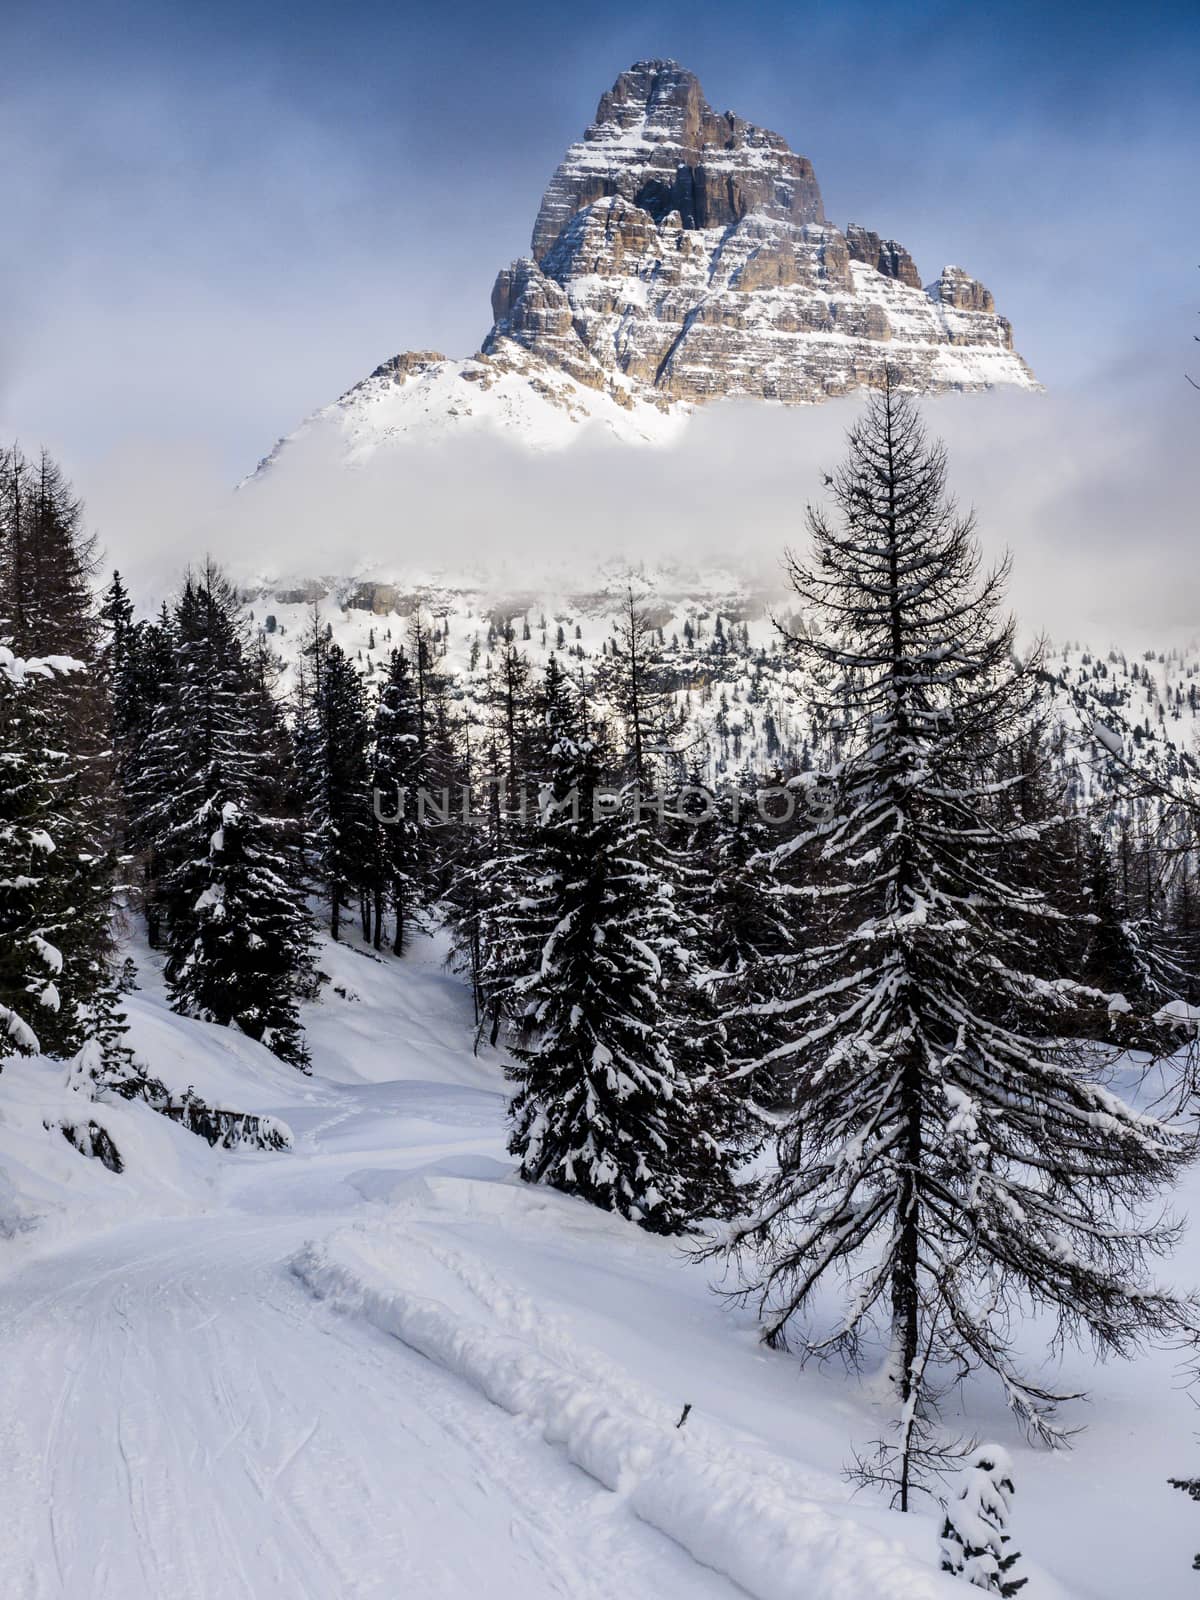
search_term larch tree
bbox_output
[717,379,1197,1506]
[603,587,683,789]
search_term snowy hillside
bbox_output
[253,345,688,473]
[8,925,1196,1598]
[239,568,1200,795]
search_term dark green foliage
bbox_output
[126,564,314,1066]
[505,694,743,1233]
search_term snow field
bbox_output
[2,929,1192,1597]
[295,1218,972,1600]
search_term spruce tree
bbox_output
[121,609,177,945]
[371,646,424,954]
[298,619,376,942]
[454,655,577,1044]
[0,447,113,1055]
[657,763,765,1161]
[602,588,682,788]
[0,645,80,1060]
[506,695,741,1233]
[719,381,1197,1505]
[449,645,542,1041]
[406,609,463,902]
[939,1446,1027,1595]
[133,565,314,1065]
[694,769,802,1104]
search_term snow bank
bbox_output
[122,988,315,1110]
[0,1057,223,1254]
[294,1231,973,1600]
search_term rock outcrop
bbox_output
[530,58,825,263]
[485,59,1035,407]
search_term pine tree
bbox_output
[450,644,541,1040]
[694,769,801,1103]
[0,447,113,1055]
[298,618,376,942]
[98,570,134,690]
[132,565,314,1065]
[454,655,578,1044]
[0,645,80,1061]
[718,381,1197,1505]
[371,646,425,954]
[70,965,139,1095]
[400,608,462,903]
[166,794,313,1066]
[121,608,176,943]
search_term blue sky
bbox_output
[0,0,1197,635]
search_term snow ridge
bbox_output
[293,1226,963,1600]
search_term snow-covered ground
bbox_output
[0,931,1195,1598]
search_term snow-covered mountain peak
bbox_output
[252,59,1037,477]
[253,342,686,475]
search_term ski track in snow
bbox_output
[0,1210,751,1600]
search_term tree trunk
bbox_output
[891,1047,923,1511]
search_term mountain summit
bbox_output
[486,59,1034,406]
[258,60,1037,467]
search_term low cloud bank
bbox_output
[85,365,1196,649]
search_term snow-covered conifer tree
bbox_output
[939,1446,1027,1594]
[0,645,80,1061]
[370,646,425,954]
[133,565,314,1065]
[719,379,1197,1505]
[448,645,542,1038]
[691,768,803,1103]
[297,620,376,942]
[602,587,682,788]
[1,448,113,1055]
[507,687,741,1232]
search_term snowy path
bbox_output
[0,937,1160,1598]
[0,1203,743,1600]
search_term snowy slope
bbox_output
[251,344,688,475]
[3,928,1196,1597]
[240,571,1200,800]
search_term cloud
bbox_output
[84,359,1198,650]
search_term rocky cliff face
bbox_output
[529,58,826,263]
[484,59,1035,408]
[258,59,1036,471]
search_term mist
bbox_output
[82,353,1197,651]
